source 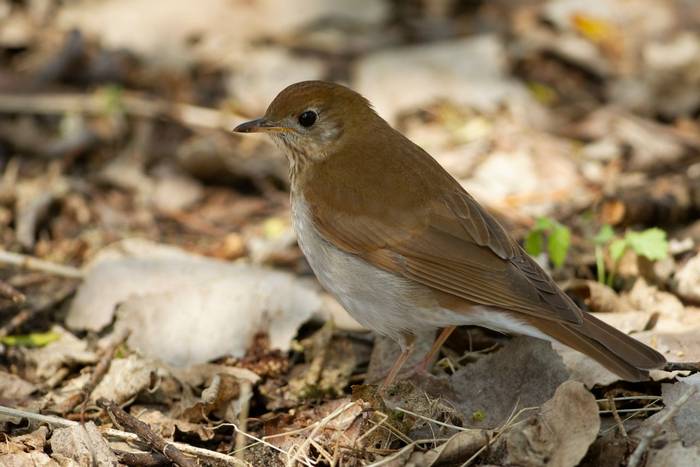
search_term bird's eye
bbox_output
[298,110,317,128]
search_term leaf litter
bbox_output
[1,0,700,465]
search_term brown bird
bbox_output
[233,81,666,389]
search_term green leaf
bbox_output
[595,245,606,284]
[625,228,668,261]
[609,238,628,263]
[534,217,555,231]
[524,230,544,257]
[594,225,615,245]
[548,224,571,268]
[0,331,61,347]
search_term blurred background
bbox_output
[2,1,700,465]
[1,0,699,257]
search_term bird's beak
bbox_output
[232,118,290,134]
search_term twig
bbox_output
[0,250,83,279]
[0,404,243,465]
[598,407,663,414]
[0,281,77,338]
[0,280,26,303]
[664,361,700,373]
[0,309,33,338]
[286,402,357,467]
[0,92,245,132]
[596,396,661,402]
[627,385,698,467]
[462,405,538,467]
[97,398,197,467]
[216,421,312,467]
[607,394,628,438]
[114,449,170,466]
[393,406,470,432]
[234,380,253,461]
[59,329,131,415]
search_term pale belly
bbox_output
[290,195,549,346]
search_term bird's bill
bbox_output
[232,118,291,134]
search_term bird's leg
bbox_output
[378,335,415,394]
[415,326,456,373]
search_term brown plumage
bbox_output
[234,80,666,386]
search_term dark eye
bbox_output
[298,110,317,128]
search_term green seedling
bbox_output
[524,217,571,269]
[0,331,61,347]
[594,225,668,287]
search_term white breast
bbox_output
[290,195,551,345]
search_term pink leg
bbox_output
[415,326,456,373]
[378,338,415,394]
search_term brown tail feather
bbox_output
[528,312,666,382]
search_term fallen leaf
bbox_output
[24,326,97,381]
[421,429,490,466]
[136,408,215,441]
[0,426,48,455]
[91,355,165,404]
[68,239,321,366]
[675,253,700,302]
[504,381,600,467]
[0,371,37,404]
[663,379,700,446]
[0,452,60,467]
[50,422,119,466]
[442,337,569,429]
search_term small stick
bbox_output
[97,398,197,467]
[0,280,26,303]
[0,404,244,465]
[0,93,244,132]
[664,361,700,373]
[627,385,698,467]
[234,380,253,461]
[114,449,170,466]
[0,282,77,338]
[286,402,357,467]
[0,309,32,338]
[0,250,83,279]
[607,393,628,438]
[59,329,131,415]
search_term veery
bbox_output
[234,81,665,389]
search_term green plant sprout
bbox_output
[594,225,669,287]
[0,330,61,347]
[524,217,571,269]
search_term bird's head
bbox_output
[233,81,378,168]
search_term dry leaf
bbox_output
[447,337,569,429]
[50,422,119,466]
[68,239,321,366]
[675,253,700,302]
[24,326,96,381]
[136,408,215,441]
[0,452,60,467]
[504,381,600,467]
[91,355,165,404]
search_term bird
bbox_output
[233,80,666,390]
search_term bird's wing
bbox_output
[308,185,583,325]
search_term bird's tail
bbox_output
[529,312,666,381]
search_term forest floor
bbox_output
[1,0,700,466]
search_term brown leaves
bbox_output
[504,381,600,467]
